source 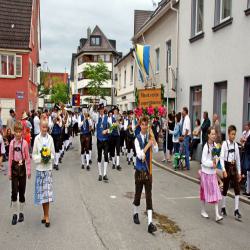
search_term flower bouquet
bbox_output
[40,146,51,164]
[109,123,118,133]
[212,144,221,169]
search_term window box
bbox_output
[212,17,233,32]
[189,31,204,43]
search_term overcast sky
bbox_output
[40,0,159,73]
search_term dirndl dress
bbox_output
[200,171,222,204]
[34,170,54,205]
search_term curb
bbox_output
[153,160,250,206]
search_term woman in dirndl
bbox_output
[200,127,223,222]
[32,119,55,228]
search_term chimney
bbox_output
[87,27,91,39]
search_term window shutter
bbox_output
[191,0,196,37]
[16,56,22,77]
[214,0,221,25]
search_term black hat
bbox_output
[112,105,119,112]
[98,103,105,110]
[108,109,113,114]
[122,111,127,115]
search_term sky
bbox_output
[40,0,159,73]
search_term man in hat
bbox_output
[96,103,109,181]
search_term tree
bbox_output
[38,71,50,97]
[50,77,69,104]
[84,60,111,103]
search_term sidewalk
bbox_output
[153,151,250,205]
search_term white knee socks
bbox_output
[89,150,92,160]
[222,196,226,208]
[215,203,220,218]
[81,154,85,165]
[112,157,116,165]
[104,162,108,176]
[147,210,153,225]
[55,153,60,165]
[133,205,139,215]
[235,195,240,210]
[116,156,120,166]
[86,154,90,166]
[98,162,102,176]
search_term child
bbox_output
[33,119,55,228]
[200,127,223,222]
[220,125,242,220]
[133,116,158,234]
[8,121,31,225]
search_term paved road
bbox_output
[0,137,250,250]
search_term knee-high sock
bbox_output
[235,195,240,210]
[86,154,90,166]
[112,157,116,165]
[89,150,92,160]
[116,156,120,166]
[69,136,73,144]
[215,203,220,217]
[147,210,153,225]
[98,162,102,176]
[65,140,70,149]
[129,150,133,161]
[222,196,226,208]
[81,154,85,165]
[12,201,18,214]
[133,156,136,166]
[56,153,60,165]
[19,202,24,213]
[104,162,108,176]
[133,205,139,215]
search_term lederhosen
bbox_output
[126,126,136,157]
[80,116,90,155]
[222,142,240,196]
[11,139,26,203]
[110,116,120,158]
[120,119,126,152]
[133,134,152,210]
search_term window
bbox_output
[16,56,22,77]
[244,78,250,127]
[166,40,171,82]
[214,82,227,140]
[220,0,231,22]
[130,65,134,83]
[0,54,15,76]
[191,0,204,37]
[104,54,111,62]
[248,0,250,8]
[155,48,160,73]
[124,70,126,88]
[190,86,202,129]
[90,36,101,46]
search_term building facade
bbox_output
[114,50,136,111]
[0,0,41,124]
[132,1,178,112]
[71,26,121,106]
[177,0,250,136]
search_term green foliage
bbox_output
[51,77,69,104]
[84,61,110,98]
[39,71,50,96]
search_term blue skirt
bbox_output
[34,170,54,205]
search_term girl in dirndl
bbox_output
[200,127,223,222]
[32,119,55,228]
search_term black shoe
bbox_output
[45,222,50,228]
[128,161,131,165]
[89,160,92,165]
[41,219,46,224]
[133,213,140,224]
[234,209,242,220]
[82,165,85,169]
[59,158,62,164]
[12,214,18,225]
[103,175,109,181]
[117,165,121,171]
[98,175,102,181]
[242,192,250,197]
[86,165,90,171]
[148,223,157,234]
[54,165,59,171]
[221,207,227,216]
[112,164,116,169]
[18,213,24,223]
[53,164,56,169]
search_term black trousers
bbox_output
[52,134,61,153]
[73,123,79,136]
[110,136,120,157]
[97,140,109,163]
[127,137,136,156]
[190,138,200,157]
[120,130,126,150]
[11,162,26,203]
[222,161,240,196]
[133,170,152,210]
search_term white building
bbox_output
[114,49,136,111]
[71,26,121,106]
[177,0,250,137]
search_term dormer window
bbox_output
[90,36,101,46]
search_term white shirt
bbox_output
[201,143,217,175]
[134,132,159,161]
[182,115,191,136]
[220,140,241,174]
[33,115,40,135]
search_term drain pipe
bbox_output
[170,0,179,112]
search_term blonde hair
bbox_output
[40,118,49,127]
[14,121,23,132]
